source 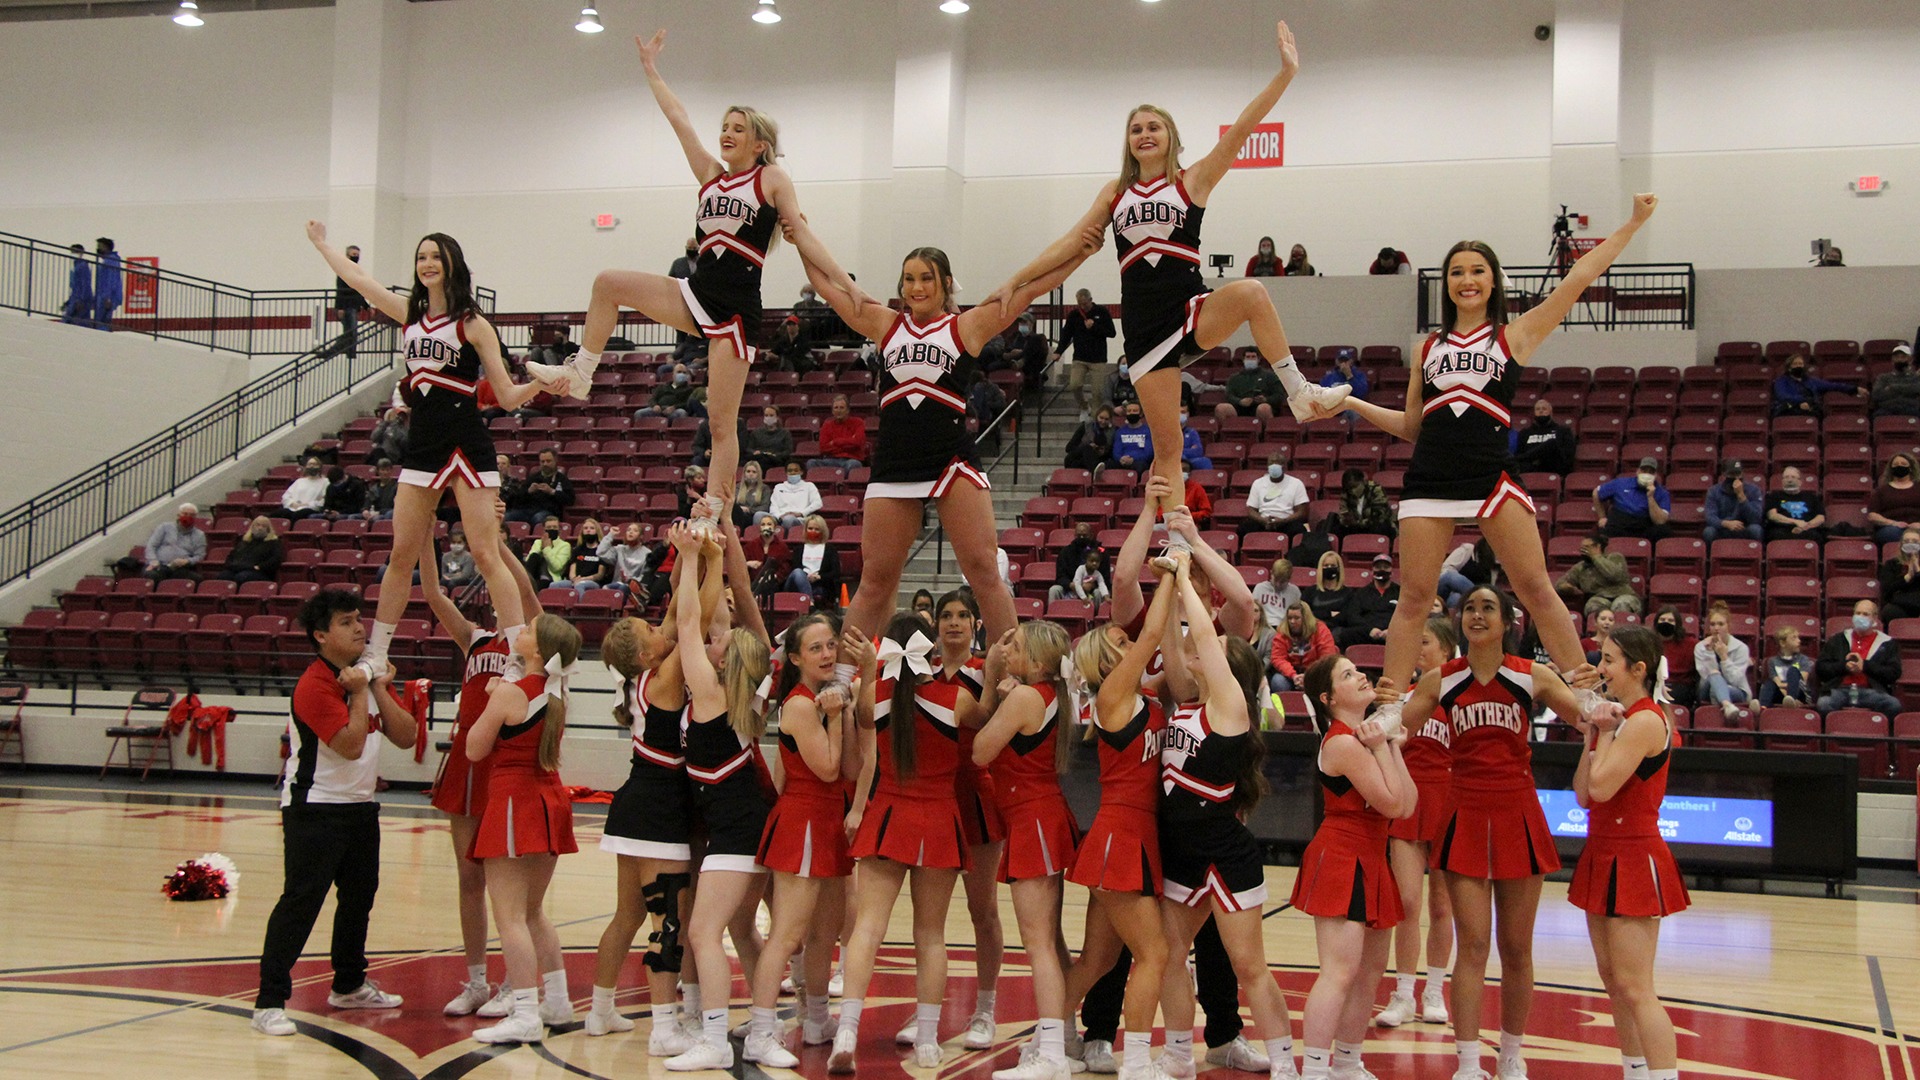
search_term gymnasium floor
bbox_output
[2,776,1914,1080]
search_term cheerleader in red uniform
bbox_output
[1293,655,1415,1080]
[974,620,1081,1080]
[1376,617,1459,1029]
[828,613,983,1074]
[742,615,874,1069]
[1400,586,1619,1080]
[1062,553,1183,1080]
[1573,626,1688,1080]
[467,614,583,1045]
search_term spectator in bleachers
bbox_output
[1814,599,1902,714]
[1509,397,1577,475]
[1553,533,1641,619]
[493,453,523,515]
[1175,408,1211,470]
[1058,288,1118,417]
[675,465,708,520]
[809,394,867,472]
[1070,549,1110,604]
[784,514,843,610]
[733,460,773,527]
[280,458,330,521]
[743,516,793,602]
[966,369,1010,455]
[438,529,477,589]
[1763,465,1826,542]
[62,243,92,325]
[769,460,823,528]
[1108,364,1139,410]
[1701,459,1764,543]
[503,449,573,527]
[524,326,578,369]
[1869,344,1920,418]
[1759,625,1814,707]
[1335,553,1400,647]
[1283,243,1316,277]
[1048,521,1107,603]
[1318,348,1369,405]
[1004,313,1052,394]
[1245,237,1282,278]
[691,414,744,469]
[1329,466,1394,538]
[1180,459,1213,529]
[220,515,283,585]
[1436,538,1498,611]
[1877,526,1920,620]
[1303,550,1353,626]
[1694,601,1753,721]
[597,523,653,602]
[744,404,796,472]
[997,546,1017,593]
[365,405,408,465]
[1593,456,1673,541]
[1268,600,1335,691]
[1218,348,1283,421]
[1238,449,1309,538]
[564,519,618,599]
[321,465,368,520]
[360,459,397,522]
[328,245,363,359]
[1817,246,1845,268]
[634,363,704,420]
[1651,604,1698,705]
[1867,451,1920,543]
[524,518,572,589]
[1769,353,1861,418]
[92,237,122,330]
[1178,368,1222,414]
[766,315,815,374]
[1252,557,1298,648]
[793,282,827,321]
[1110,403,1153,475]
[1582,607,1615,664]
[1367,246,1412,276]
[1064,405,1116,473]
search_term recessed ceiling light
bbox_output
[172,1,203,27]
[940,0,971,13]
[752,0,782,24]
[576,7,604,33]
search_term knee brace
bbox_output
[642,872,692,973]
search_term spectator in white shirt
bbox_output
[1237,449,1310,538]
[281,457,330,520]
[768,460,824,527]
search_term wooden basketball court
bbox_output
[2,779,1914,1079]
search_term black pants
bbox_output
[255,802,382,1009]
[1082,915,1241,1047]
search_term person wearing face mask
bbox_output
[1763,465,1826,542]
[1245,236,1281,278]
[1700,460,1763,544]
[1814,600,1903,715]
[1283,243,1316,277]
[1220,348,1283,421]
[1175,408,1212,470]
[1769,352,1860,418]
[1876,527,1920,620]
[1867,452,1920,543]
[783,514,842,610]
[1508,397,1576,476]
[1065,406,1117,473]
[1648,604,1698,706]
[1592,456,1672,541]
[743,516,793,601]
[1107,363,1139,411]
[280,457,331,521]
[1003,313,1052,395]
[1554,533,1641,620]
[1870,343,1920,419]
[676,465,710,520]
[744,405,796,472]
[1058,288,1118,417]
[634,363,705,421]
[362,459,399,522]
[440,530,478,589]
[732,460,774,527]
[565,519,617,599]
[1304,552,1353,626]
[1317,348,1370,420]
[1330,467,1395,539]
[1110,406,1154,475]
[769,462,823,528]
[525,520,572,589]
[1239,451,1309,538]
[222,515,285,585]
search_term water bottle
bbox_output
[1848,685,1860,707]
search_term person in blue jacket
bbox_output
[92,237,123,331]
[1319,347,1369,423]
[1770,352,1860,418]
[1109,403,1152,475]
[1176,407,1212,470]
[62,243,92,325]
[1701,459,1763,543]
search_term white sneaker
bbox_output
[666,1036,735,1071]
[1451,1071,1492,1080]
[251,1008,296,1036]
[994,1055,1071,1080]
[1157,1052,1196,1080]
[804,1015,840,1046]
[1289,382,1350,422]
[782,975,799,995]
[828,1026,859,1073]
[1067,1030,1086,1062]
[1206,1036,1271,1072]
[680,1010,705,1042]
[328,980,402,1010]
[1329,1067,1376,1080]
[586,1008,634,1036]
[1374,990,1417,1028]
[474,1012,546,1044]
[524,359,589,400]
[1271,1060,1302,1080]
[1081,1039,1117,1073]
[745,1030,801,1069]
[649,1023,698,1057]
[541,996,577,1026]
[964,1011,998,1050]
[1497,1062,1528,1079]
[1117,1066,1162,1080]
[829,968,845,996]
[1421,988,1449,1024]
[896,1018,920,1046]
[913,1043,946,1068]
[476,982,513,1018]
[444,980,493,1017]
[730,1018,755,1040]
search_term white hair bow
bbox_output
[877,631,936,683]
[752,672,776,714]
[1059,653,1090,727]
[544,651,581,700]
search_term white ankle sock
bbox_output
[541,969,568,1008]
[1395,972,1416,997]
[976,990,997,1018]
[468,963,488,986]
[1458,1041,1483,1072]
[592,985,616,1013]
[1300,1046,1331,1079]
[1331,1039,1362,1075]
[656,1002,679,1027]
[682,984,701,1017]
[366,620,395,664]
[1621,1056,1649,1080]
[1037,1018,1067,1064]
[1498,1031,1525,1072]
[511,986,539,1020]
[1122,1031,1151,1071]
[751,1005,777,1038]
[1268,1037,1295,1072]
[575,348,601,370]
[1165,1030,1193,1063]
[1648,1070,1678,1080]
[1425,966,1448,993]
[703,1007,727,1042]
[806,993,830,1027]
[916,1003,941,1046]
[1269,356,1308,396]
[840,998,864,1035]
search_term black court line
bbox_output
[1262,902,1294,919]
[1869,955,1899,1038]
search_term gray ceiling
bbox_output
[0,0,453,23]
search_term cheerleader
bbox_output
[1062,554,1183,1080]
[1353,196,1659,721]
[974,619,1081,1080]
[418,539,543,1020]
[780,217,1100,644]
[1293,655,1415,1080]
[741,616,873,1069]
[1400,585,1619,1080]
[1375,617,1459,1029]
[305,223,549,677]
[1155,560,1298,1079]
[1572,626,1688,1080]
[829,612,982,1072]
[531,31,808,522]
[663,523,776,1072]
[988,21,1345,524]
[466,614,584,1045]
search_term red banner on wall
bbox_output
[124,256,159,316]
[1222,122,1284,169]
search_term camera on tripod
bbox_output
[1553,204,1577,240]
[1208,253,1234,279]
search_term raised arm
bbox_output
[1506,194,1658,362]
[635,31,723,183]
[720,519,769,647]
[989,182,1119,311]
[1165,508,1256,639]
[1112,474,1174,627]
[1175,566,1243,726]
[1182,21,1299,203]
[671,525,727,716]
[955,226,1105,356]
[1098,552,1184,728]
[306,221,407,323]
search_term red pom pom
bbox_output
[161,853,238,901]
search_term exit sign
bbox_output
[1853,176,1883,194]
[1223,123,1284,169]
[593,214,619,229]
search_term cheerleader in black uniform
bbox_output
[662,522,775,1072]
[988,21,1345,527]
[466,615,583,1046]
[779,217,1101,646]
[1352,195,1660,725]
[306,223,552,678]
[532,30,809,523]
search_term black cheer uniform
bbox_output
[600,668,695,861]
[1111,174,1210,381]
[1400,322,1534,520]
[682,707,772,874]
[680,165,777,363]
[865,311,992,500]
[398,313,499,490]
[1159,703,1267,911]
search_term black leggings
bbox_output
[1081,915,1241,1046]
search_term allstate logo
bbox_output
[1734,816,1753,831]
[1567,808,1587,824]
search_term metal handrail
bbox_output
[1415,261,1696,332]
